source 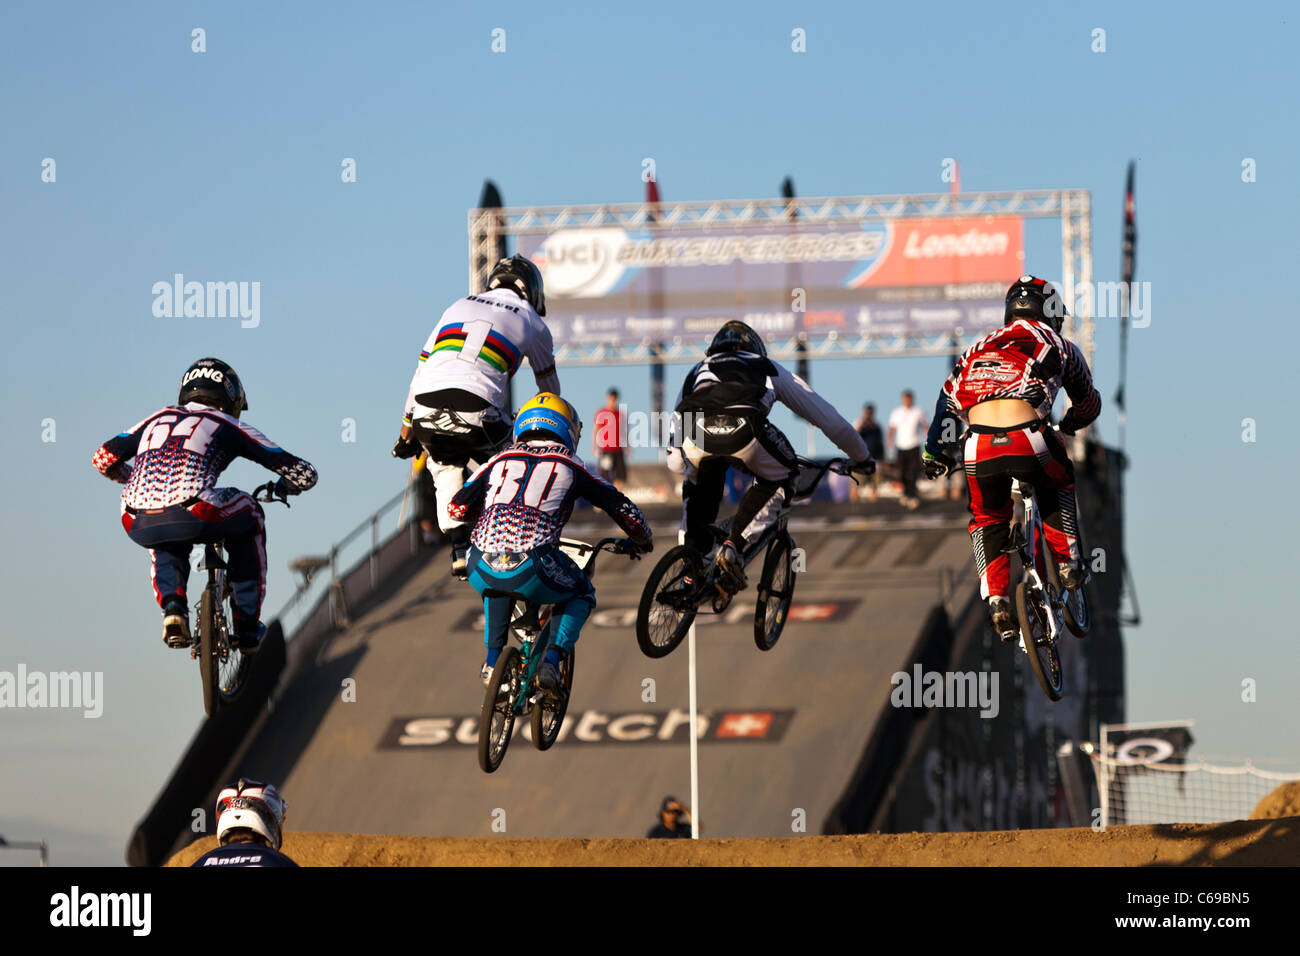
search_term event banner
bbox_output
[517,216,1024,346]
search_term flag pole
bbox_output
[680,527,700,839]
[782,177,815,456]
[647,178,666,450]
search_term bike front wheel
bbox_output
[635,546,703,659]
[531,647,574,751]
[1016,580,1063,701]
[479,646,521,773]
[1045,559,1091,638]
[754,532,796,651]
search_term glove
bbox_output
[923,448,957,479]
[664,445,685,476]
[852,458,876,477]
[1058,409,1080,436]
[392,436,418,459]
[273,477,298,499]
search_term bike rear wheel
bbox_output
[198,591,220,717]
[531,647,574,751]
[218,651,251,707]
[754,532,796,651]
[1015,579,1063,701]
[1045,558,1091,638]
[478,646,521,773]
[635,546,703,659]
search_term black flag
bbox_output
[1117,162,1136,418]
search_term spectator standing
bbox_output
[593,388,627,490]
[646,795,693,839]
[852,403,885,501]
[888,390,928,510]
[411,452,440,546]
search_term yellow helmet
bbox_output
[514,393,582,452]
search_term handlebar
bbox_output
[563,536,651,560]
[601,536,651,558]
[253,481,293,508]
[791,456,869,501]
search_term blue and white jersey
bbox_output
[92,402,318,510]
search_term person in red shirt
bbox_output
[592,388,627,490]
[923,276,1101,641]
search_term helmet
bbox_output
[178,357,248,417]
[514,392,581,452]
[486,254,547,317]
[215,778,287,850]
[706,320,766,357]
[1004,276,1068,334]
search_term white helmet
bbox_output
[216,779,288,850]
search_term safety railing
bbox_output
[272,482,421,638]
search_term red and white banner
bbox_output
[848,216,1024,288]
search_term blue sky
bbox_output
[2,1,1297,864]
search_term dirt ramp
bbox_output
[1252,781,1300,820]
[168,817,1299,867]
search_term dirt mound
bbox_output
[1252,781,1300,820]
[168,817,1299,867]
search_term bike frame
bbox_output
[695,456,850,593]
[501,537,610,715]
[1013,480,1064,644]
[197,543,232,655]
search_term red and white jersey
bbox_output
[939,319,1101,425]
[402,289,560,425]
[92,402,318,510]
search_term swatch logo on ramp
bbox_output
[379,707,795,748]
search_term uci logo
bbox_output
[182,367,224,386]
[532,228,629,298]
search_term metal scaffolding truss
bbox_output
[468,189,1094,366]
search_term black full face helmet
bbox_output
[178,357,248,417]
[706,320,767,357]
[1004,275,1068,334]
[486,254,547,317]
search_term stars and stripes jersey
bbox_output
[402,289,561,426]
[936,319,1101,426]
[449,441,653,553]
[92,402,318,511]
